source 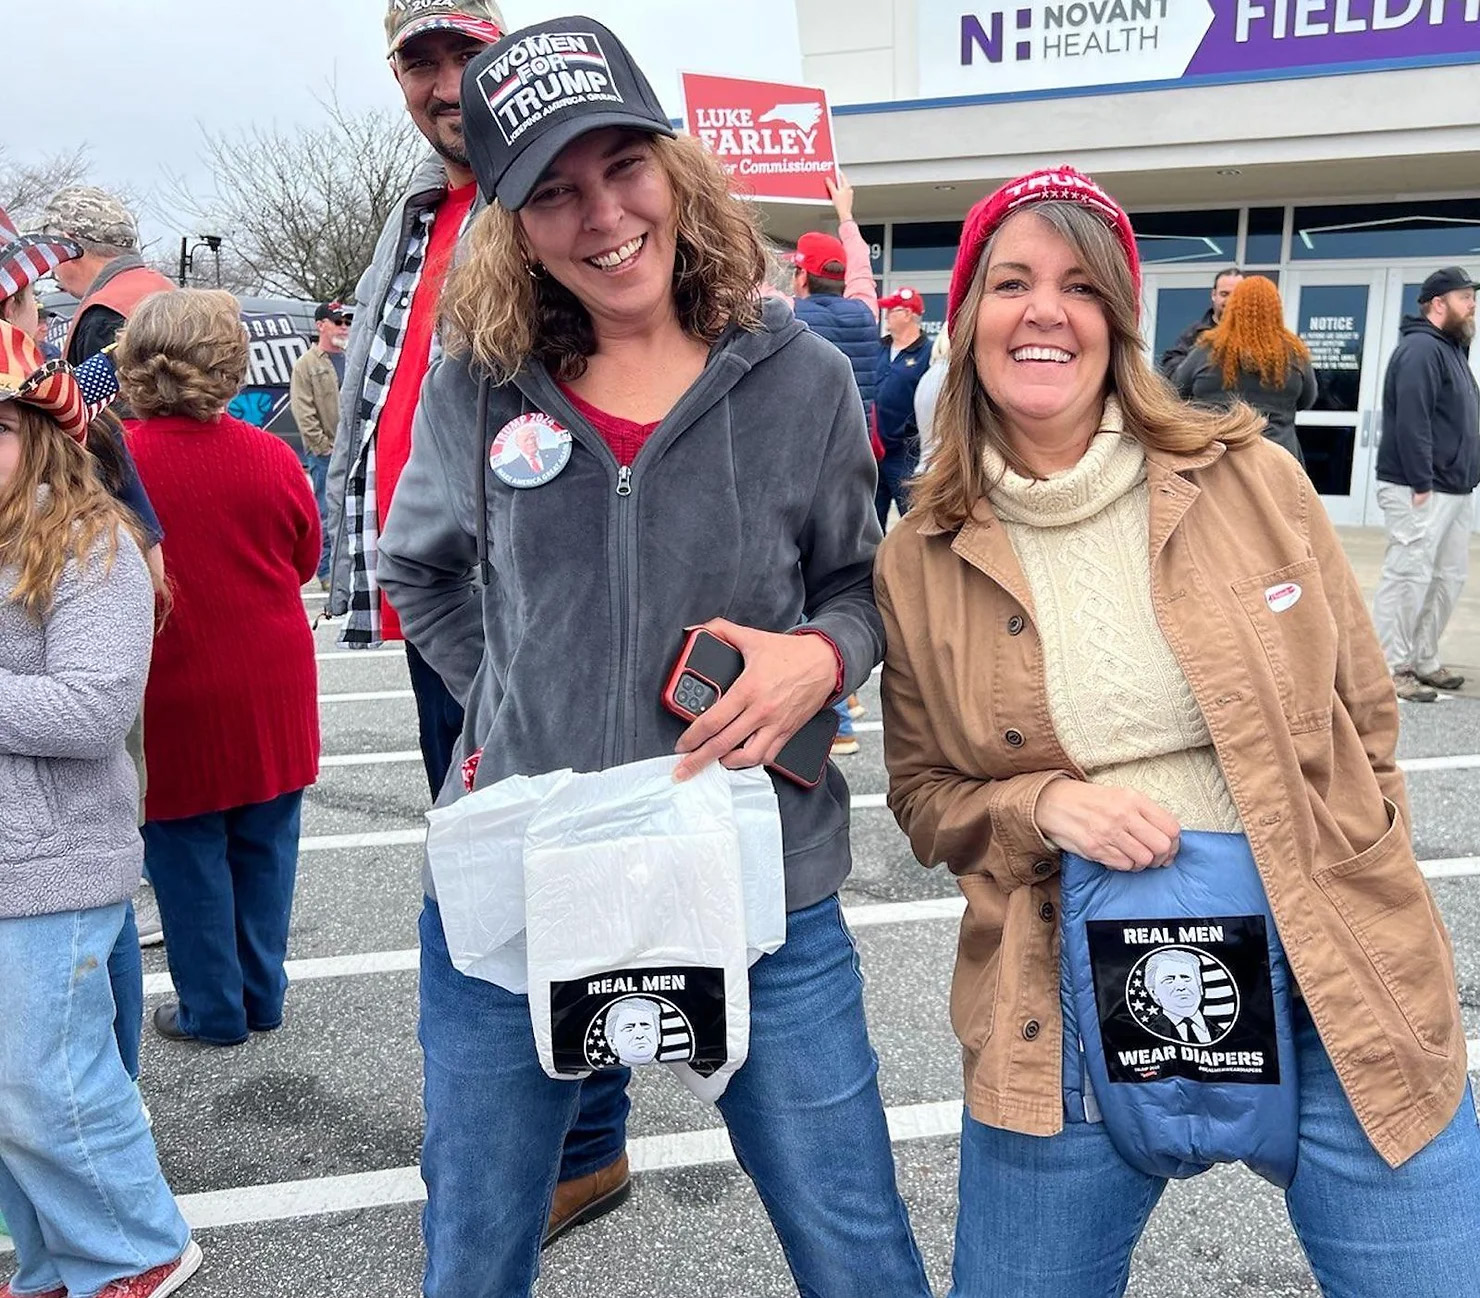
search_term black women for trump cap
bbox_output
[461,15,675,211]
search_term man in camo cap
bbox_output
[41,186,174,365]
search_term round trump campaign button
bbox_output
[491,412,572,489]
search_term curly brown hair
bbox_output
[440,133,768,381]
[115,289,248,421]
[1199,274,1310,389]
[910,203,1265,533]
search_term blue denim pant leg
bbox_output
[418,899,588,1297]
[405,641,467,801]
[874,447,918,530]
[303,453,331,579]
[109,903,143,1082]
[1284,1003,1480,1294]
[951,1109,1164,1298]
[0,906,189,1298]
[143,791,301,1043]
[831,699,855,738]
[716,896,932,1298]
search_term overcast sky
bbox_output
[10,0,803,251]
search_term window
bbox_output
[858,224,886,277]
[1291,199,1480,260]
[1245,208,1284,265]
[1131,210,1239,266]
[891,221,964,272]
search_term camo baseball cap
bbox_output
[40,186,139,252]
[385,0,505,56]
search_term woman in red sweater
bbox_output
[116,289,320,1046]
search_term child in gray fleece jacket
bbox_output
[0,324,201,1297]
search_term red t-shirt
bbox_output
[375,181,478,639]
[558,384,660,467]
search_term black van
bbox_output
[42,291,323,458]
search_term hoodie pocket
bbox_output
[1232,558,1337,735]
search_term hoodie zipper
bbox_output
[613,464,635,767]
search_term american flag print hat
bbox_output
[0,206,82,304]
[0,320,89,443]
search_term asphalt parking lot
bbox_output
[7,573,1478,1298]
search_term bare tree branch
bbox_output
[167,87,425,301]
[0,145,91,223]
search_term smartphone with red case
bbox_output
[662,628,840,790]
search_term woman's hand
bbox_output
[826,172,855,224]
[674,619,839,782]
[1034,779,1181,871]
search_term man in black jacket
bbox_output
[1372,266,1479,702]
[1158,266,1242,377]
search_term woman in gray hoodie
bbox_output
[0,322,200,1298]
[375,17,932,1298]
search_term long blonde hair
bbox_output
[440,133,768,381]
[910,203,1265,532]
[0,406,144,621]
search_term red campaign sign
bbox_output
[680,72,838,206]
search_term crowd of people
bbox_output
[1,0,1477,1296]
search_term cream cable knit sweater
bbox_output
[983,400,1243,833]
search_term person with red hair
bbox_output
[1172,274,1317,468]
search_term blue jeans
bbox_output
[142,790,303,1045]
[832,699,855,738]
[302,452,331,579]
[0,905,190,1298]
[875,446,918,530]
[108,902,143,1082]
[418,893,930,1297]
[405,641,468,802]
[951,1002,1480,1297]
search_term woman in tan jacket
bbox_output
[875,167,1480,1297]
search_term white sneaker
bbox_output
[134,881,164,948]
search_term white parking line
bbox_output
[320,690,415,705]
[315,649,407,663]
[140,896,975,996]
[319,750,422,768]
[9,1063,1472,1241]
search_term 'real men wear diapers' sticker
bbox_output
[491,412,572,488]
[549,965,729,1076]
[1086,915,1280,1086]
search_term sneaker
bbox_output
[1393,671,1439,703]
[134,881,164,948]
[831,735,860,757]
[99,1240,202,1296]
[1415,665,1464,691]
[847,694,867,720]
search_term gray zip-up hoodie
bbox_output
[0,532,153,919]
[377,298,883,911]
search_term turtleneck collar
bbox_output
[981,396,1147,528]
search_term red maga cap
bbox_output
[946,166,1140,328]
[791,232,847,281]
[880,286,924,313]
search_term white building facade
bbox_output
[771,0,1480,525]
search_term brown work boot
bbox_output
[1393,671,1439,703]
[1415,665,1465,691]
[543,1153,631,1249]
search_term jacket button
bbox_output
[1022,1019,1041,1041]
[1039,901,1055,923]
[1032,859,1053,878]
[1007,615,1025,636]
[1004,729,1025,748]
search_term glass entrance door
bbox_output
[1283,270,1391,526]
[1143,272,1218,374]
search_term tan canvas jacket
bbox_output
[289,345,340,458]
[875,433,1467,1167]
